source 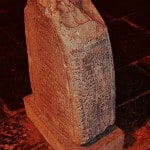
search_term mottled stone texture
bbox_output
[24,0,115,146]
[24,95,124,150]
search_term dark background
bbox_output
[0,0,150,148]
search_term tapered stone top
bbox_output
[25,0,115,145]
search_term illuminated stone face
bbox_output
[24,0,115,145]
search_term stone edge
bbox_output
[24,94,124,150]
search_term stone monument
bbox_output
[24,0,124,149]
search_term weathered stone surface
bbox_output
[24,0,115,145]
[24,95,124,150]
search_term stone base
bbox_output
[24,94,124,150]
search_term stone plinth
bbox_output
[24,0,124,149]
[24,95,124,150]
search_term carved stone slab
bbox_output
[24,0,116,146]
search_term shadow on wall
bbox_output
[0,0,31,110]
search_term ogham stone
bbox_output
[25,0,115,146]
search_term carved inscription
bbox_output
[30,12,74,139]
[25,0,116,146]
[69,37,115,143]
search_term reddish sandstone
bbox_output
[24,0,123,149]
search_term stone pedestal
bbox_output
[24,95,124,150]
[24,0,124,149]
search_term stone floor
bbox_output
[0,0,150,149]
